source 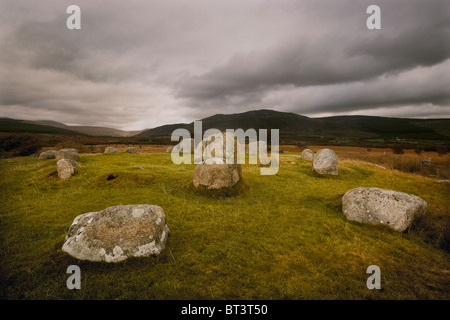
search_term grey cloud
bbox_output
[0,0,449,130]
[176,0,450,104]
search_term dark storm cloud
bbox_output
[0,0,449,130]
[175,0,450,108]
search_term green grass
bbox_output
[0,153,449,299]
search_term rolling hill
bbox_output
[0,118,83,135]
[2,110,450,143]
[135,109,450,142]
[25,120,135,137]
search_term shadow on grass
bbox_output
[188,179,250,199]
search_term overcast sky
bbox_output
[0,0,449,130]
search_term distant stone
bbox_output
[166,146,174,153]
[301,149,314,161]
[290,162,296,165]
[193,159,242,189]
[56,148,79,161]
[126,147,137,153]
[62,205,170,262]
[313,148,338,175]
[104,146,120,153]
[39,150,57,160]
[342,187,427,232]
[136,166,145,170]
[57,159,79,179]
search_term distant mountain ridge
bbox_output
[0,118,82,135]
[2,109,450,142]
[135,109,450,142]
[24,120,138,137]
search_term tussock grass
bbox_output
[0,153,449,299]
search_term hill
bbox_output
[135,110,450,143]
[3,110,450,144]
[0,118,82,135]
[26,120,134,137]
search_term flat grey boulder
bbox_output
[104,146,120,153]
[126,147,137,153]
[313,148,338,175]
[56,148,79,161]
[301,149,314,161]
[342,187,427,232]
[193,158,242,189]
[57,159,80,179]
[39,150,57,160]
[62,205,170,262]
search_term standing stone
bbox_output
[104,146,120,153]
[342,187,427,232]
[301,149,314,161]
[194,132,242,164]
[193,159,242,189]
[39,150,57,160]
[62,205,170,262]
[56,148,79,161]
[313,148,338,175]
[57,159,78,179]
[192,132,244,191]
[126,147,137,153]
[66,159,81,168]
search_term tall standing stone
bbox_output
[193,132,243,190]
[57,159,77,179]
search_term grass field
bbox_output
[0,152,449,299]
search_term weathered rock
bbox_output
[62,205,170,262]
[193,158,242,189]
[104,146,120,153]
[126,147,137,153]
[67,159,81,168]
[39,150,57,160]
[194,132,242,164]
[166,146,174,153]
[301,149,314,161]
[313,148,338,175]
[55,148,79,161]
[57,159,77,179]
[342,187,427,232]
